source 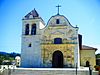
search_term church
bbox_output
[21,7,97,69]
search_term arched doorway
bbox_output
[86,61,90,67]
[52,50,63,68]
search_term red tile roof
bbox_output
[82,45,97,51]
[23,8,39,19]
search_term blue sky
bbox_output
[0,0,100,53]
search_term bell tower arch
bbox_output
[31,23,36,35]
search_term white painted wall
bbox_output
[21,14,80,68]
[21,18,45,68]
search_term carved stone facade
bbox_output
[41,15,79,68]
[21,9,96,68]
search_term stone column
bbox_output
[74,29,80,68]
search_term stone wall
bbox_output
[2,68,98,75]
[80,50,96,68]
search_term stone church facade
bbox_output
[21,9,97,68]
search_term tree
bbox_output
[96,54,100,58]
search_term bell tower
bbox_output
[21,9,45,68]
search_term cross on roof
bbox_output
[56,4,61,15]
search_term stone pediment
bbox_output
[50,30,64,35]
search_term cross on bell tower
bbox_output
[56,4,61,15]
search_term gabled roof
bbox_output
[23,8,39,20]
[82,45,97,51]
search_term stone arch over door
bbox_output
[52,50,63,68]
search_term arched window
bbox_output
[56,19,60,24]
[28,43,31,47]
[86,61,90,67]
[25,24,29,35]
[54,38,62,44]
[31,24,36,35]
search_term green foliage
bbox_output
[96,54,100,58]
[0,52,20,65]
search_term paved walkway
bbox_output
[1,68,98,75]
